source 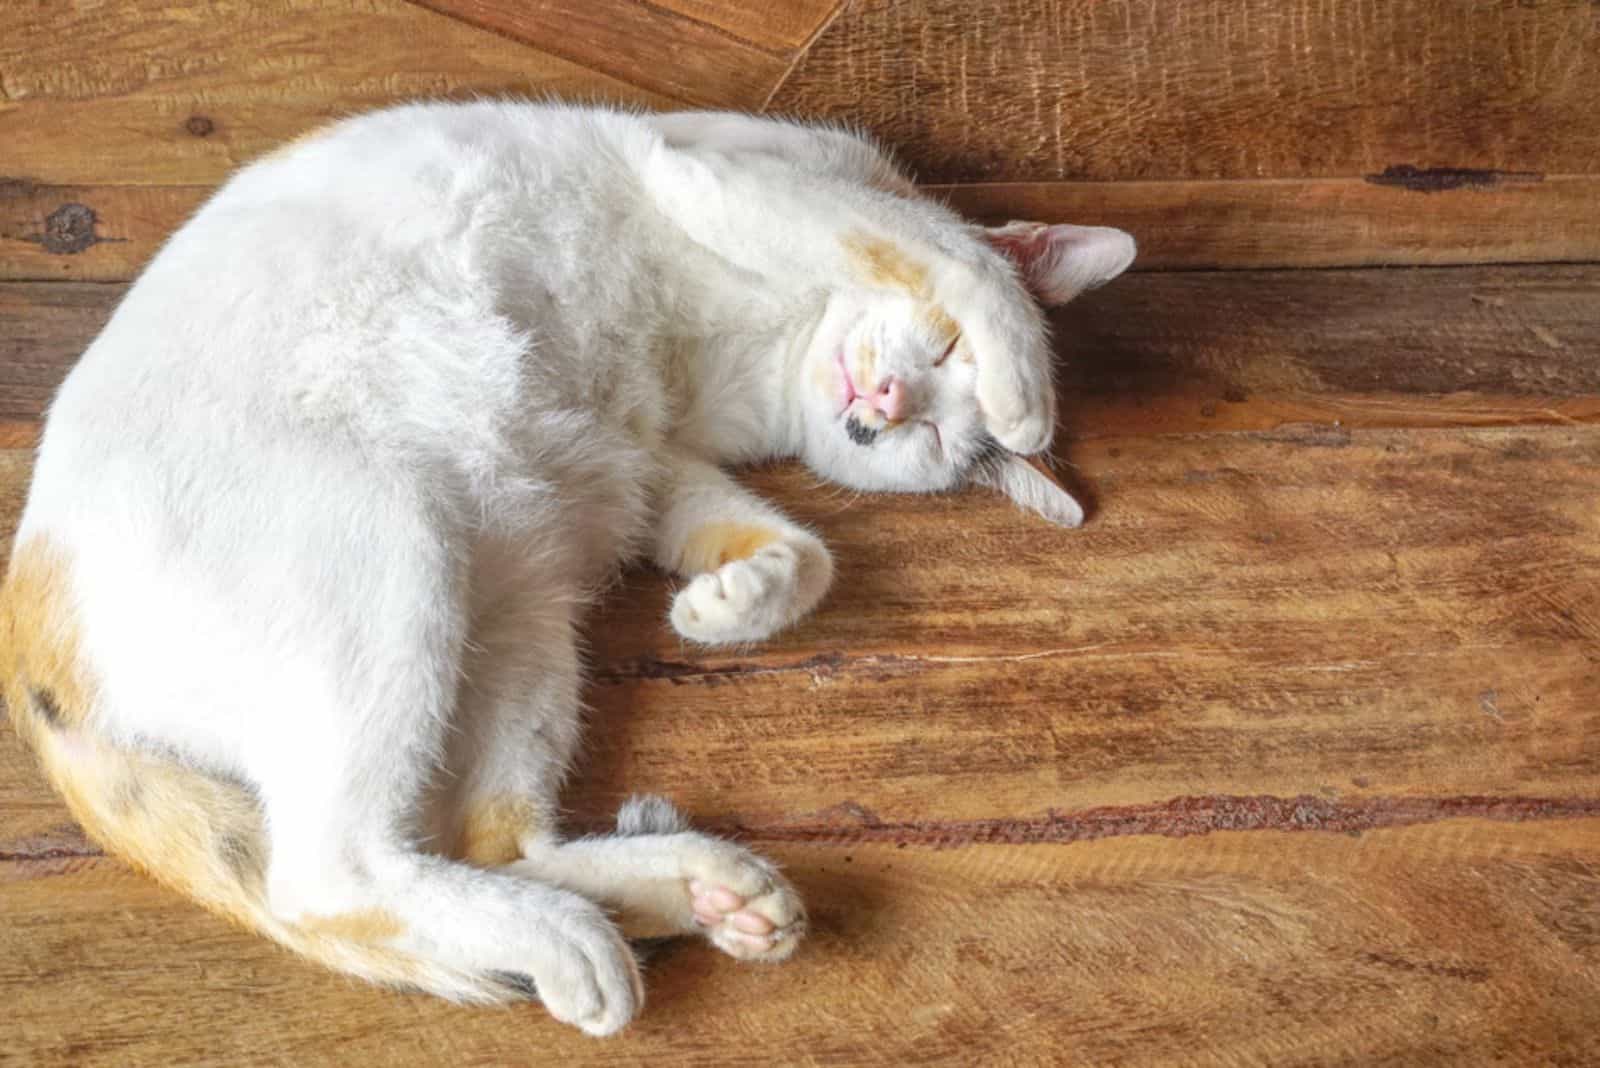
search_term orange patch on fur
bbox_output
[843,233,930,297]
[679,523,780,575]
[856,339,878,385]
[0,536,275,932]
[920,304,961,345]
[298,908,407,945]
[0,537,93,734]
[457,795,539,866]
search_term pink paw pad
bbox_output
[689,879,778,952]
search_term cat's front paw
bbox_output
[670,537,831,645]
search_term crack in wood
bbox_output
[1364,166,1544,193]
[590,645,1181,685]
[727,794,1600,848]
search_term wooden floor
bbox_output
[3,2,1599,1064]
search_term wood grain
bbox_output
[633,0,842,52]
[0,0,668,188]
[936,175,1600,270]
[4,1,1599,1058]
[0,284,115,424]
[771,0,1600,183]
[0,183,207,283]
[1054,264,1600,439]
[10,176,1600,282]
[408,0,787,107]
[4,823,1597,1065]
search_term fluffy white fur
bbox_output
[4,102,1133,1035]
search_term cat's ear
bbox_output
[973,453,1085,529]
[983,222,1136,306]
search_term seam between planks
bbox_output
[8,793,1600,868]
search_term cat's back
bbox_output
[30,102,666,512]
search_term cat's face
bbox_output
[799,290,988,493]
[796,221,1136,523]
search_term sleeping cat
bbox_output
[0,102,1133,1035]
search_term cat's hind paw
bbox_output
[669,537,830,645]
[686,866,806,963]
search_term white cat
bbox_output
[0,102,1133,1035]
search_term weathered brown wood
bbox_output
[3,822,1597,1065]
[936,176,1600,269]
[1054,264,1600,438]
[407,0,787,108]
[5,267,1597,444]
[10,176,1600,282]
[4,0,1598,1060]
[0,183,207,283]
[644,0,843,52]
[0,284,115,423]
[771,0,1600,183]
[0,0,667,188]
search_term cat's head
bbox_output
[797,221,1134,526]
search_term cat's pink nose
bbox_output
[872,377,909,422]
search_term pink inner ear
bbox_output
[983,222,1052,273]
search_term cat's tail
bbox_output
[0,539,515,1003]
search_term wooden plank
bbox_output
[650,0,843,52]
[2,419,1597,839]
[1054,264,1600,439]
[4,267,1597,440]
[10,177,1600,283]
[3,822,1597,1065]
[578,425,1600,824]
[769,0,1600,183]
[408,0,787,108]
[936,175,1600,270]
[0,0,669,188]
[0,284,114,423]
[0,183,207,283]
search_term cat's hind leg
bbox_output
[435,554,805,961]
[510,796,807,963]
[245,503,642,1033]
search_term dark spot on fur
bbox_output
[1223,387,1248,404]
[1364,165,1542,193]
[215,832,259,881]
[489,970,541,1001]
[844,416,879,446]
[185,115,216,138]
[29,687,63,727]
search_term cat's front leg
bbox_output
[654,456,833,645]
